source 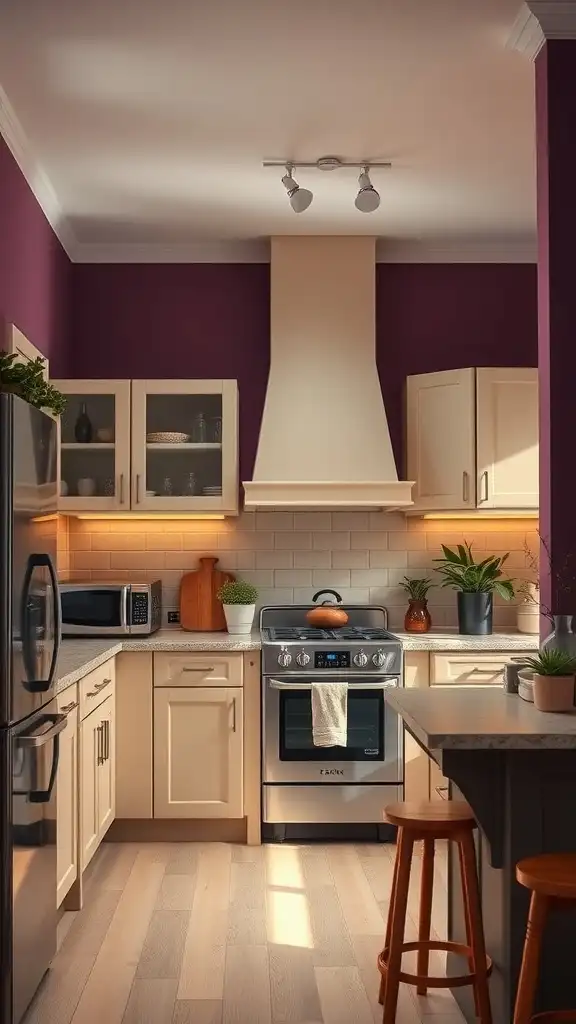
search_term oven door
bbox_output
[262,676,402,785]
[60,585,129,636]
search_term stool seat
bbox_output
[516,853,576,899]
[385,800,475,831]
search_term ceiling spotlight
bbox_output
[281,165,313,213]
[355,167,380,213]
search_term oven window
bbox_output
[279,690,384,762]
[61,590,122,628]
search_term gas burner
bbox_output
[263,626,393,642]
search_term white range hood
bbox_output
[243,236,413,509]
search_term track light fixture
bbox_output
[281,165,313,213]
[355,166,380,213]
[266,156,390,214]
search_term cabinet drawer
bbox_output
[57,684,79,715]
[79,659,116,719]
[430,652,526,686]
[153,652,243,688]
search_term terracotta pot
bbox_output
[404,599,432,634]
[533,673,575,713]
[306,605,349,629]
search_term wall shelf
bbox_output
[61,443,115,450]
[145,443,222,451]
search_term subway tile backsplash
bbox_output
[60,512,538,630]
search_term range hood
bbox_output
[243,236,414,509]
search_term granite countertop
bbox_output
[395,630,539,652]
[55,629,261,694]
[386,686,576,749]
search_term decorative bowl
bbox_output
[146,432,190,444]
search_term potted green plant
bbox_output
[217,579,258,634]
[0,351,66,415]
[524,649,576,712]
[433,542,515,635]
[399,577,434,634]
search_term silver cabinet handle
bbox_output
[87,677,112,697]
[103,719,110,761]
[96,723,104,765]
[136,474,142,504]
[479,470,489,503]
[462,470,470,503]
[119,473,125,505]
[435,786,449,800]
[183,666,215,673]
[60,700,78,714]
[231,697,237,732]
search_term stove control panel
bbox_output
[314,650,351,669]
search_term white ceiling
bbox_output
[0,0,536,256]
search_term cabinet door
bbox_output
[131,379,238,514]
[406,369,475,511]
[402,652,431,804]
[154,687,243,819]
[56,701,78,907]
[97,697,116,841]
[80,709,100,870]
[476,367,539,508]
[54,380,131,511]
[430,652,528,686]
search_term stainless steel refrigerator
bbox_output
[0,394,64,1024]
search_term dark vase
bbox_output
[404,598,432,634]
[541,615,576,656]
[74,402,93,443]
[457,592,493,635]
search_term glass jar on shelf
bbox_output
[183,472,197,495]
[210,416,222,443]
[192,412,207,443]
[162,476,174,496]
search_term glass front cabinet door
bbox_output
[131,380,239,514]
[54,380,131,511]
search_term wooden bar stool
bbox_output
[513,853,576,1024]
[377,801,493,1024]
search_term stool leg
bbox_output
[416,837,435,996]
[379,830,401,1005]
[382,828,414,1024]
[458,839,480,1018]
[513,891,549,1024]
[459,830,492,1024]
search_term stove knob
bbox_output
[353,650,368,668]
[296,649,311,667]
[277,646,292,667]
[372,649,388,668]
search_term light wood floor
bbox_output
[26,841,465,1024]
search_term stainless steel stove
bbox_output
[260,604,404,842]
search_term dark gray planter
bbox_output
[457,592,493,635]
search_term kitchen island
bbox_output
[386,686,576,1023]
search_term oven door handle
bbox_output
[268,678,399,691]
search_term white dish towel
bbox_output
[311,682,348,747]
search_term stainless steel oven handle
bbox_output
[268,678,399,691]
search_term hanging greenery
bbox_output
[0,352,66,416]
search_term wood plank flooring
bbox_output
[26,841,465,1024]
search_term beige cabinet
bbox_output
[154,686,244,819]
[476,368,539,508]
[430,652,516,686]
[56,689,79,907]
[131,379,239,514]
[406,367,538,512]
[80,691,116,870]
[153,651,243,688]
[53,379,131,511]
[115,653,153,819]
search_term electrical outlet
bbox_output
[167,610,180,625]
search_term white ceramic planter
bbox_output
[517,600,540,634]
[223,603,255,634]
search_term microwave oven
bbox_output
[60,580,162,637]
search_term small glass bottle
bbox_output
[74,402,93,443]
[192,412,207,443]
[162,476,173,496]
[183,472,197,495]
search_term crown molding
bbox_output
[0,85,77,258]
[375,238,537,264]
[72,239,271,264]
[507,4,546,57]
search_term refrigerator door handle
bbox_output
[20,553,61,693]
[18,713,66,803]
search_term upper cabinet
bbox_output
[54,379,239,515]
[406,367,538,512]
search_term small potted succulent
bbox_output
[399,577,434,633]
[524,649,576,712]
[217,579,258,634]
[433,542,515,635]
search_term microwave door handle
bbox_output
[121,587,130,632]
